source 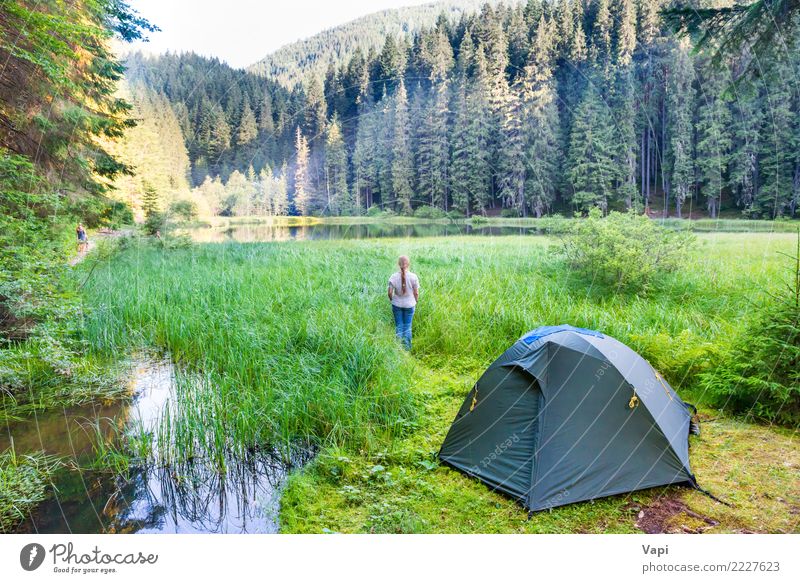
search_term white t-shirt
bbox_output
[388,271,419,308]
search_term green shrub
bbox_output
[500,208,520,218]
[169,200,198,222]
[413,205,447,219]
[143,211,167,236]
[560,208,694,292]
[469,215,489,225]
[445,210,464,221]
[366,205,384,217]
[699,232,800,425]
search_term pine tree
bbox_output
[613,0,637,68]
[274,163,290,216]
[141,180,160,217]
[375,86,395,207]
[378,35,406,95]
[520,16,561,217]
[391,79,415,213]
[567,84,617,212]
[667,42,695,218]
[591,0,612,80]
[498,86,526,213]
[484,20,512,200]
[201,102,231,159]
[695,69,731,219]
[258,166,273,215]
[324,114,350,214]
[728,79,761,214]
[237,101,257,145]
[465,46,494,213]
[293,126,312,215]
[304,76,328,141]
[449,33,474,215]
[417,81,451,209]
[757,59,796,218]
[258,91,275,134]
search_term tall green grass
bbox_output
[81,242,419,465]
[79,233,795,466]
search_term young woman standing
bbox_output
[387,255,419,350]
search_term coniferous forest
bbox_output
[125,0,800,220]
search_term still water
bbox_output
[186,221,554,243]
[1,361,310,533]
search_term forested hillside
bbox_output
[247,0,520,88]
[103,82,200,218]
[128,0,800,220]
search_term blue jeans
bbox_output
[392,305,415,350]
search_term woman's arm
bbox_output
[387,285,393,301]
[413,277,419,302]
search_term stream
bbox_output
[0,360,311,533]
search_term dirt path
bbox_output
[69,228,132,266]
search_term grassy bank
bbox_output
[75,232,798,532]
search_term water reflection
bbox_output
[186,221,551,243]
[1,360,309,534]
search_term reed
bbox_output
[79,233,796,466]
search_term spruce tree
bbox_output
[141,180,161,218]
[237,101,257,146]
[417,81,451,210]
[695,69,731,218]
[757,59,796,218]
[520,16,561,217]
[567,83,617,212]
[258,91,274,134]
[465,46,494,213]
[391,79,415,213]
[274,163,290,216]
[449,33,474,215]
[667,42,695,218]
[324,114,350,214]
[728,79,761,214]
[293,127,311,215]
[258,166,273,215]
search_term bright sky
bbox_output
[126,0,434,69]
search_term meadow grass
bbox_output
[77,232,798,532]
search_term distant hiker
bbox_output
[76,223,88,253]
[387,255,419,350]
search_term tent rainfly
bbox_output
[439,325,701,512]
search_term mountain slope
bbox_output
[247,0,519,87]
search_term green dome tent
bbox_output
[439,325,700,512]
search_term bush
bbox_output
[366,205,384,217]
[445,210,465,221]
[699,232,800,425]
[169,200,198,222]
[413,205,447,219]
[469,215,489,225]
[500,208,520,218]
[143,211,167,236]
[560,208,694,292]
